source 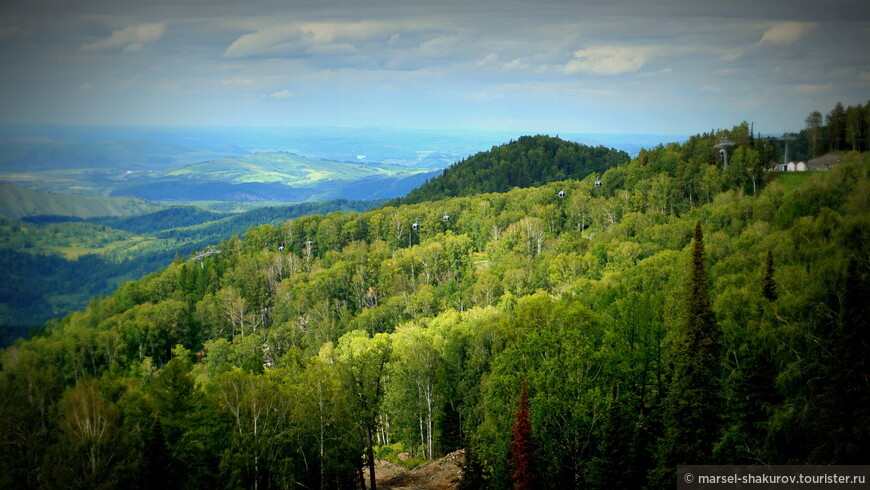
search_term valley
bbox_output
[2,0,868,486]
[1,115,867,489]
[0,127,670,335]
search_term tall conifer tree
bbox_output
[656,222,721,481]
[762,249,777,301]
[510,380,535,490]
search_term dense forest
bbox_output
[388,135,629,205]
[1,112,868,488]
[0,200,382,335]
[778,100,870,161]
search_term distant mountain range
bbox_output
[0,183,159,219]
[0,136,245,172]
[107,152,439,202]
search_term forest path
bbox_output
[373,450,464,490]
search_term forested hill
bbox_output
[0,199,385,333]
[1,126,868,488]
[0,183,159,219]
[387,134,629,205]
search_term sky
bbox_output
[1,0,868,135]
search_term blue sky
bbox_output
[1,0,868,135]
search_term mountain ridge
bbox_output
[387,134,630,206]
[0,183,160,219]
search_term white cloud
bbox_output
[82,23,166,52]
[270,90,294,99]
[562,46,648,76]
[477,53,498,66]
[759,22,813,45]
[224,26,309,58]
[387,33,400,46]
[502,58,525,71]
[224,21,389,59]
[415,36,459,58]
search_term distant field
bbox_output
[165,152,413,185]
[45,236,153,260]
[770,171,817,193]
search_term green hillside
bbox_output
[0,183,160,219]
[152,199,385,244]
[92,206,231,234]
[1,126,868,488]
[388,134,630,205]
[0,199,384,329]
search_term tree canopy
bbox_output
[1,125,869,489]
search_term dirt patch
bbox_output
[375,450,464,490]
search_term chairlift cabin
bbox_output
[278,244,285,252]
[558,190,565,199]
[594,180,602,188]
[443,214,450,222]
[305,240,313,247]
[412,222,420,231]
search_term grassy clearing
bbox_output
[48,236,153,259]
[770,171,816,194]
[472,252,489,269]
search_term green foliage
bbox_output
[510,380,535,490]
[789,100,870,159]
[654,223,721,485]
[374,442,427,469]
[762,249,777,301]
[1,133,868,489]
[389,135,629,206]
[92,206,230,234]
[0,199,382,336]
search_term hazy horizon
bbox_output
[0,123,688,164]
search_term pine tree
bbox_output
[762,250,777,301]
[656,222,721,482]
[805,111,823,158]
[457,441,488,490]
[813,258,870,462]
[827,102,847,151]
[510,380,535,490]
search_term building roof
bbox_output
[807,154,843,170]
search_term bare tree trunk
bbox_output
[419,414,426,459]
[319,407,325,490]
[427,386,434,460]
[365,425,376,490]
